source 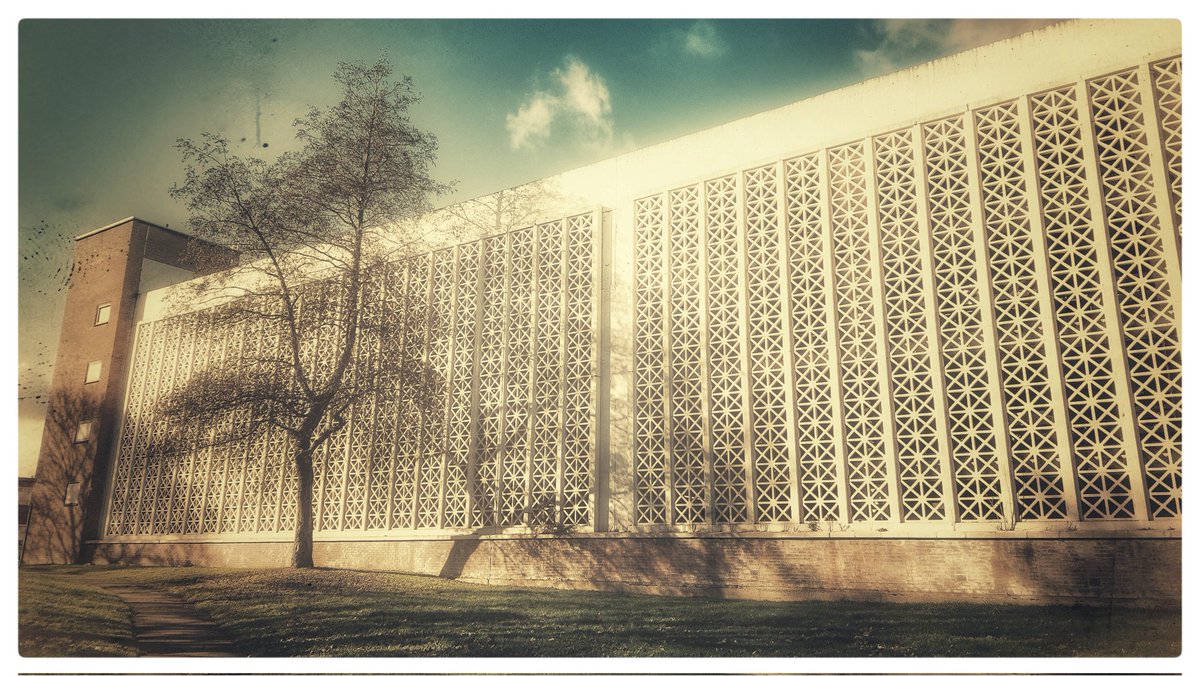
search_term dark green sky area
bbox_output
[17,18,1058,473]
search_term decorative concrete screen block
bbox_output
[632,194,669,525]
[104,214,600,537]
[873,129,948,523]
[101,25,1181,551]
[1086,68,1183,520]
[972,100,1074,521]
[827,141,894,523]
[561,213,597,527]
[500,227,535,524]
[666,185,706,524]
[1028,85,1142,521]
[704,174,753,524]
[741,165,794,524]
[627,56,1181,530]
[1150,57,1182,236]
[782,155,841,524]
[920,116,1009,522]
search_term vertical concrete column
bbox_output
[592,208,612,531]
[605,201,637,531]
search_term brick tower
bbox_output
[21,218,229,564]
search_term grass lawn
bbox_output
[18,566,137,656]
[19,565,1180,657]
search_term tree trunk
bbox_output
[292,448,315,568]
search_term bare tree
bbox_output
[434,179,555,241]
[166,58,447,567]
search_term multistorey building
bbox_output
[26,20,1181,606]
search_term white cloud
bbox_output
[683,21,726,58]
[506,56,614,151]
[506,92,557,150]
[559,58,611,130]
[854,19,1060,76]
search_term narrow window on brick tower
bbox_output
[74,420,93,443]
[84,360,102,384]
[94,303,111,326]
[64,482,81,506]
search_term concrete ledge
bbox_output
[89,535,1179,608]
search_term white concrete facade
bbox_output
[106,19,1182,546]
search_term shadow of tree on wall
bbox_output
[435,395,588,580]
[93,203,620,570]
[23,389,105,564]
[514,533,1171,608]
[84,290,1181,610]
[73,210,1179,611]
[22,388,196,567]
[431,473,1180,610]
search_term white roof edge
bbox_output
[551,18,1178,188]
[74,216,169,241]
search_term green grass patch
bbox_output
[19,566,137,656]
[19,565,1180,657]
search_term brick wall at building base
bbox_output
[90,535,1180,607]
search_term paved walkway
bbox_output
[100,584,242,657]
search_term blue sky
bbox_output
[17,18,1059,473]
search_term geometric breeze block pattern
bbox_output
[921,116,1008,522]
[105,213,599,536]
[1028,85,1138,521]
[1087,68,1183,519]
[973,100,1073,521]
[783,154,842,523]
[107,51,1183,538]
[666,185,707,524]
[633,194,670,524]
[742,165,795,523]
[1150,57,1182,239]
[705,174,753,524]
[828,142,895,523]
[631,55,1182,528]
[873,128,948,522]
